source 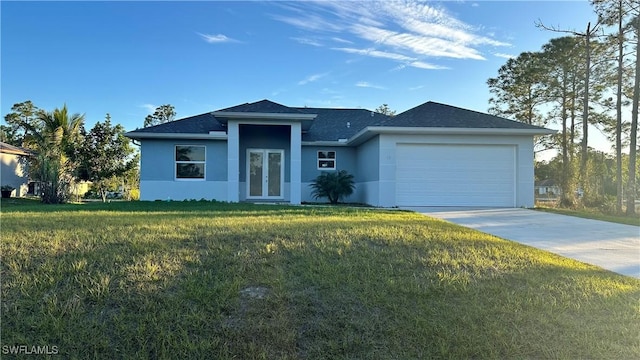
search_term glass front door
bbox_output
[247,149,283,199]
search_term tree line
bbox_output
[488,0,639,215]
[1,101,138,203]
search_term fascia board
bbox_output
[301,141,351,147]
[0,148,33,156]
[367,126,556,135]
[348,126,556,145]
[212,111,317,121]
[124,132,228,140]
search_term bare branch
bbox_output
[535,19,602,37]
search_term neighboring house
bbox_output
[535,179,561,200]
[0,141,31,197]
[125,99,553,207]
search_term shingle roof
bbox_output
[127,112,224,134]
[217,99,306,114]
[535,179,557,187]
[126,99,550,140]
[296,107,389,141]
[390,101,545,130]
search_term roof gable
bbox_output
[217,99,305,114]
[391,101,546,130]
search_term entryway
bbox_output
[247,149,284,199]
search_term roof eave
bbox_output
[212,111,317,121]
[301,140,351,146]
[0,149,32,156]
[347,126,556,145]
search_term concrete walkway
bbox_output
[404,207,640,278]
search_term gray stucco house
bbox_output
[125,99,553,207]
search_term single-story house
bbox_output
[535,179,561,198]
[125,99,553,207]
[0,141,31,197]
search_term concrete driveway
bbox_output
[404,207,640,278]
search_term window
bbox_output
[317,150,336,170]
[175,145,205,179]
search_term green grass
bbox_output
[535,206,640,226]
[2,201,639,359]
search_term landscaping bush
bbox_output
[128,188,140,201]
[310,170,355,204]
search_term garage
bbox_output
[395,143,516,207]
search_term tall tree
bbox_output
[537,20,603,198]
[78,114,136,202]
[0,125,21,145]
[375,104,397,116]
[23,105,85,203]
[3,100,43,146]
[143,104,176,128]
[541,36,584,207]
[592,0,636,212]
[627,15,640,215]
[488,51,549,126]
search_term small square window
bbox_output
[317,151,336,170]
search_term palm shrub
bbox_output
[310,170,355,204]
[23,105,84,204]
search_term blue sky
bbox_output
[1,0,608,155]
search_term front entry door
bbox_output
[247,149,284,199]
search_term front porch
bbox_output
[218,112,312,204]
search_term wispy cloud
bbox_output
[410,61,449,70]
[356,81,385,90]
[298,72,329,85]
[271,13,342,32]
[197,32,239,44]
[333,47,416,62]
[494,52,515,59]
[350,24,486,60]
[140,104,156,113]
[409,85,425,91]
[292,37,323,47]
[332,37,353,44]
[334,47,448,70]
[273,1,510,69]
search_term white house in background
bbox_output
[125,99,554,207]
[535,179,562,199]
[0,141,31,197]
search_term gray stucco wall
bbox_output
[356,136,380,182]
[301,146,358,182]
[140,139,227,181]
[300,146,360,203]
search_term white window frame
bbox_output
[317,150,336,170]
[175,145,206,181]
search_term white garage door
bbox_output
[396,144,515,207]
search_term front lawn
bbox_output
[1,201,639,359]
